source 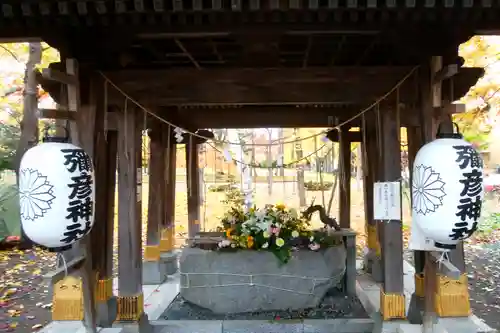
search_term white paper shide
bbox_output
[410,136,484,251]
[19,142,95,249]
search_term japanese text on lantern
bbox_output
[60,148,93,244]
[450,145,483,241]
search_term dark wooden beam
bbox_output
[103,67,416,105]
[40,64,477,108]
[326,129,362,142]
[433,64,458,84]
[170,105,420,128]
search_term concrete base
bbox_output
[114,314,153,333]
[160,252,178,275]
[39,321,124,333]
[397,323,447,333]
[97,296,118,327]
[406,293,423,325]
[143,261,168,285]
[371,257,383,283]
[356,259,498,333]
[152,318,374,333]
[143,252,178,285]
[363,251,383,283]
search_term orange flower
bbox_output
[247,236,254,248]
[226,228,232,239]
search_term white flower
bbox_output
[230,243,236,248]
[255,210,267,220]
[263,230,270,238]
[309,236,314,242]
[291,230,299,238]
[218,240,231,248]
[256,220,271,232]
[262,242,269,249]
[309,243,320,251]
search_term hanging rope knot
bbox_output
[56,252,69,278]
[436,251,450,270]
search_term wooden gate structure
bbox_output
[0,0,494,330]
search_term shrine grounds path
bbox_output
[1,179,499,332]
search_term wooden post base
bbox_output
[159,228,174,252]
[415,273,425,298]
[144,245,161,262]
[94,277,116,326]
[435,273,470,317]
[380,288,406,321]
[52,276,84,321]
[116,293,144,322]
[95,277,114,302]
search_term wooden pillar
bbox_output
[143,118,167,284]
[90,76,118,327]
[406,124,426,324]
[145,120,164,254]
[116,107,146,323]
[186,137,201,238]
[379,107,405,321]
[362,119,382,277]
[338,127,351,228]
[159,125,178,275]
[47,60,97,331]
[160,125,177,252]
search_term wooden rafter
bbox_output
[174,39,201,69]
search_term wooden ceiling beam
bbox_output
[166,104,420,128]
[105,66,413,83]
[103,66,416,105]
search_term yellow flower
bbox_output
[276,237,285,247]
[226,228,232,239]
[247,236,254,248]
[263,230,270,238]
[275,203,286,210]
[291,230,299,238]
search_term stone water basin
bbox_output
[179,246,346,314]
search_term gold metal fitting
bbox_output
[52,276,84,321]
[435,273,470,317]
[116,293,144,321]
[144,245,161,261]
[380,288,406,321]
[95,277,114,302]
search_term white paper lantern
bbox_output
[19,141,95,250]
[411,128,484,250]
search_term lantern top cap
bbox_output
[42,125,70,143]
[435,122,463,140]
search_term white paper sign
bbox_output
[408,222,449,252]
[373,181,401,220]
[276,154,283,167]
[223,149,232,162]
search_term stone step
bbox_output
[151,318,374,333]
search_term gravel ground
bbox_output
[161,288,368,320]
[2,242,499,332]
[465,241,500,330]
[0,248,55,332]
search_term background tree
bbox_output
[0,43,59,173]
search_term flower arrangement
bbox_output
[218,204,342,264]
